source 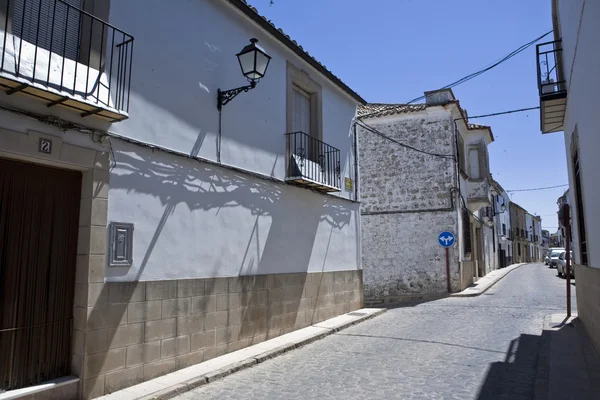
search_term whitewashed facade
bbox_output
[491,180,512,267]
[0,1,364,398]
[538,0,600,354]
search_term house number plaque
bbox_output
[38,138,52,154]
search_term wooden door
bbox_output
[0,158,81,390]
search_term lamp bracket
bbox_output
[217,81,257,111]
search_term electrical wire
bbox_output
[359,30,553,120]
[461,106,541,121]
[506,184,568,193]
[354,120,455,160]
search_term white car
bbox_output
[545,248,564,265]
[548,249,564,268]
[557,251,574,278]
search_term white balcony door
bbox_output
[12,0,84,61]
[292,85,311,136]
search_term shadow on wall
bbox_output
[108,143,353,279]
[476,334,541,400]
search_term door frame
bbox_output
[0,127,110,399]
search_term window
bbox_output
[518,244,521,256]
[468,148,481,179]
[573,147,588,264]
[462,209,472,256]
[12,0,84,61]
[457,134,466,175]
[287,62,322,138]
[502,223,506,236]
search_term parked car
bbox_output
[548,249,564,268]
[557,251,574,278]
[545,248,564,265]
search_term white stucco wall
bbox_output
[106,139,360,282]
[106,0,358,201]
[557,0,600,267]
[481,224,497,274]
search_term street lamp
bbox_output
[217,38,271,111]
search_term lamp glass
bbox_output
[236,39,271,81]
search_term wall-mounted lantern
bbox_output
[217,38,271,111]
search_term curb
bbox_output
[140,308,386,400]
[451,263,527,297]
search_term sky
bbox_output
[247,0,568,232]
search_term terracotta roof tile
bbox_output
[357,103,428,118]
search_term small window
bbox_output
[573,147,587,265]
[462,209,472,256]
[468,148,480,179]
[108,222,134,267]
[458,134,466,175]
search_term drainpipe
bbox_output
[353,122,359,201]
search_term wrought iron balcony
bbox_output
[0,0,134,122]
[285,131,341,192]
[536,40,567,134]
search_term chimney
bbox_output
[424,89,455,106]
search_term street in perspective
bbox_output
[0,0,599,399]
[171,263,581,400]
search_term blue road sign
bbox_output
[438,231,455,248]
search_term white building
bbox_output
[538,0,600,353]
[0,1,365,398]
[491,179,512,267]
[357,89,495,303]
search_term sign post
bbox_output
[561,204,571,318]
[438,231,456,293]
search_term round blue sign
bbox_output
[438,231,455,248]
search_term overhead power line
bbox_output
[464,106,541,120]
[355,120,455,160]
[506,184,568,193]
[359,29,553,120]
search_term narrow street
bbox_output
[173,263,575,400]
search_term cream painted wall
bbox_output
[557,0,600,267]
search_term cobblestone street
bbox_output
[172,263,575,400]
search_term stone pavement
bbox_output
[535,314,600,400]
[170,263,578,400]
[451,263,526,297]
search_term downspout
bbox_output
[353,121,359,202]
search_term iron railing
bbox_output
[1,0,134,114]
[536,40,566,99]
[285,131,341,191]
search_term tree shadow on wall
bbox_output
[108,145,353,278]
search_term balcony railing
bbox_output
[0,0,134,121]
[285,131,341,192]
[536,40,566,133]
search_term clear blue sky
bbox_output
[248,0,568,232]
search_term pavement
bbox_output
[169,263,579,400]
[101,263,596,400]
[535,314,600,400]
[451,262,526,297]
[96,309,386,400]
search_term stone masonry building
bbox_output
[357,89,495,304]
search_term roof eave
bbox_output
[226,0,366,105]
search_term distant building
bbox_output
[491,179,512,267]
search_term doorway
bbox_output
[0,158,81,390]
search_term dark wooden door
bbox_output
[0,158,81,390]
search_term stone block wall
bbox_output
[574,264,600,355]
[78,270,363,398]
